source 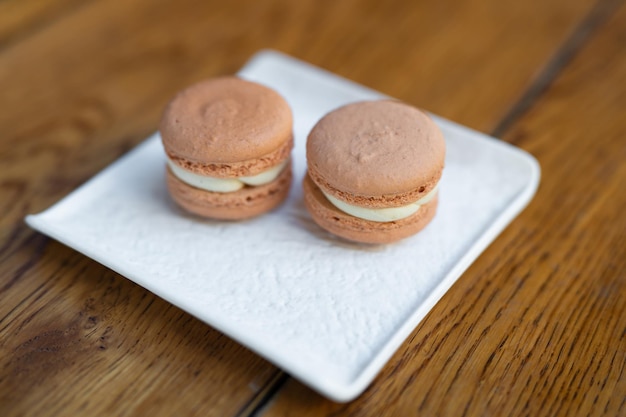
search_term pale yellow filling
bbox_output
[322,184,438,222]
[167,157,288,193]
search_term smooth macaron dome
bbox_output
[304,100,445,243]
[160,76,293,220]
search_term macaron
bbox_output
[160,77,293,220]
[304,100,445,244]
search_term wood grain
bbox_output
[0,0,622,416]
[261,1,626,416]
[1,241,281,416]
[0,0,89,48]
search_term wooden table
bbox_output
[1,0,625,415]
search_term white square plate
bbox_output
[26,50,540,402]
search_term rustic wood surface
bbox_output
[0,0,624,416]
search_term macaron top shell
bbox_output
[307,100,445,207]
[160,77,293,166]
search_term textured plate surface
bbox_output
[26,50,540,402]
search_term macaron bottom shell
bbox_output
[303,173,438,244]
[166,162,292,220]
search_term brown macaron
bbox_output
[304,100,445,244]
[160,77,293,220]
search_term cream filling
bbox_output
[322,184,439,222]
[167,158,288,193]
